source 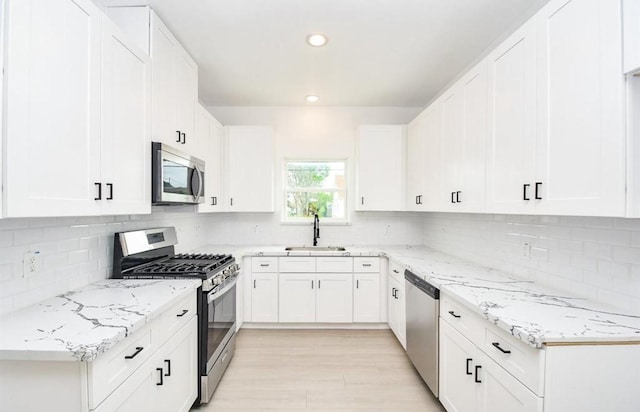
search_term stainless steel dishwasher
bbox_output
[405,269,440,397]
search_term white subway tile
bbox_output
[13,228,44,246]
[612,246,640,265]
[68,250,89,265]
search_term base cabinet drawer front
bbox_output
[251,257,278,273]
[316,257,353,273]
[475,351,542,412]
[316,274,353,323]
[353,274,381,323]
[89,322,155,409]
[480,322,545,396]
[159,293,197,344]
[279,257,316,273]
[250,273,279,322]
[441,293,484,344]
[354,257,380,273]
[388,260,405,283]
[279,274,316,322]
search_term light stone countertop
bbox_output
[0,279,201,362]
[194,244,640,348]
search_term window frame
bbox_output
[282,158,349,225]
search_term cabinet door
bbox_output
[251,273,279,322]
[278,274,315,323]
[422,102,444,211]
[624,0,640,74]
[196,105,225,213]
[486,20,536,214]
[440,88,463,211]
[353,274,381,323]
[475,351,543,412]
[388,277,406,348]
[173,45,198,153]
[94,363,158,412]
[226,126,275,212]
[406,113,426,211]
[356,126,406,211]
[439,320,477,412]
[158,317,198,412]
[101,18,152,216]
[534,0,625,217]
[150,12,178,146]
[4,0,102,217]
[387,278,399,334]
[316,274,353,323]
[459,60,488,213]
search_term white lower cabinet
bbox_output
[387,275,406,348]
[440,319,542,412]
[251,273,279,322]
[353,274,381,323]
[279,274,316,323]
[316,274,353,323]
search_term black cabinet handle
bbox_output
[535,182,542,200]
[124,346,143,359]
[318,280,321,289]
[418,195,423,205]
[106,183,113,200]
[475,365,482,383]
[492,342,511,354]
[260,264,269,267]
[391,287,396,298]
[356,280,359,289]
[156,368,164,386]
[164,359,171,376]
[523,184,530,201]
[176,309,188,317]
[451,192,456,204]
[311,280,314,289]
[253,279,257,288]
[448,310,461,319]
[466,358,473,375]
[363,263,372,267]
[181,132,186,144]
[456,191,461,203]
[230,198,233,206]
[211,197,217,206]
[176,130,181,143]
[361,196,364,205]
[94,183,102,200]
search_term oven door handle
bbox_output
[207,278,238,304]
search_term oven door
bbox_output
[206,280,237,373]
[152,142,205,204]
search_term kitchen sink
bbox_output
[285,246,347,252]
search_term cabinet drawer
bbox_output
[88,321,155,409]
[159,292,197,344]
[388,259,405,283]
[440,293,484,346]
[354,257,380,273]
[316,257,353,272]
[479,321,545,396]
[279,257,316,272]
[252,257,278,272]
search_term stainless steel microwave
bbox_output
[152,142,205,205]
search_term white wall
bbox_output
[422,213,640,313]
[0,207,212,315]
[207,106,422,245]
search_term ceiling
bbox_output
[104,0,548,107]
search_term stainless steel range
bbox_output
[112,227,238,405]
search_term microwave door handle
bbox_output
[191,164,203,202]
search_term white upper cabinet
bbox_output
[623,0,640,74]
[485,19,537,215]
[534,0,625,217]
[406,111,428,211]
[440,87,464,210]
[226,126,275,212]
[150,12,198,154]
[356,125,406,211]
[196,105,225,213]
[4,0,103,217]
[101,18,152,216]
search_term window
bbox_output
[284,160,347,223]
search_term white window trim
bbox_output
[282,158,349,225]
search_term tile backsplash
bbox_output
[421,213,640,312]
[0,206,210,316]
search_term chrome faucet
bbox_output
[313,214,320,246]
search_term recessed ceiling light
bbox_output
[305,95,319,103]
[306,33,328,47]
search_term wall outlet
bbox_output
[23,251,42,277]
[522,242,531,259]
[384,225,392,235]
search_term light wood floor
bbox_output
[195,329,445,412]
